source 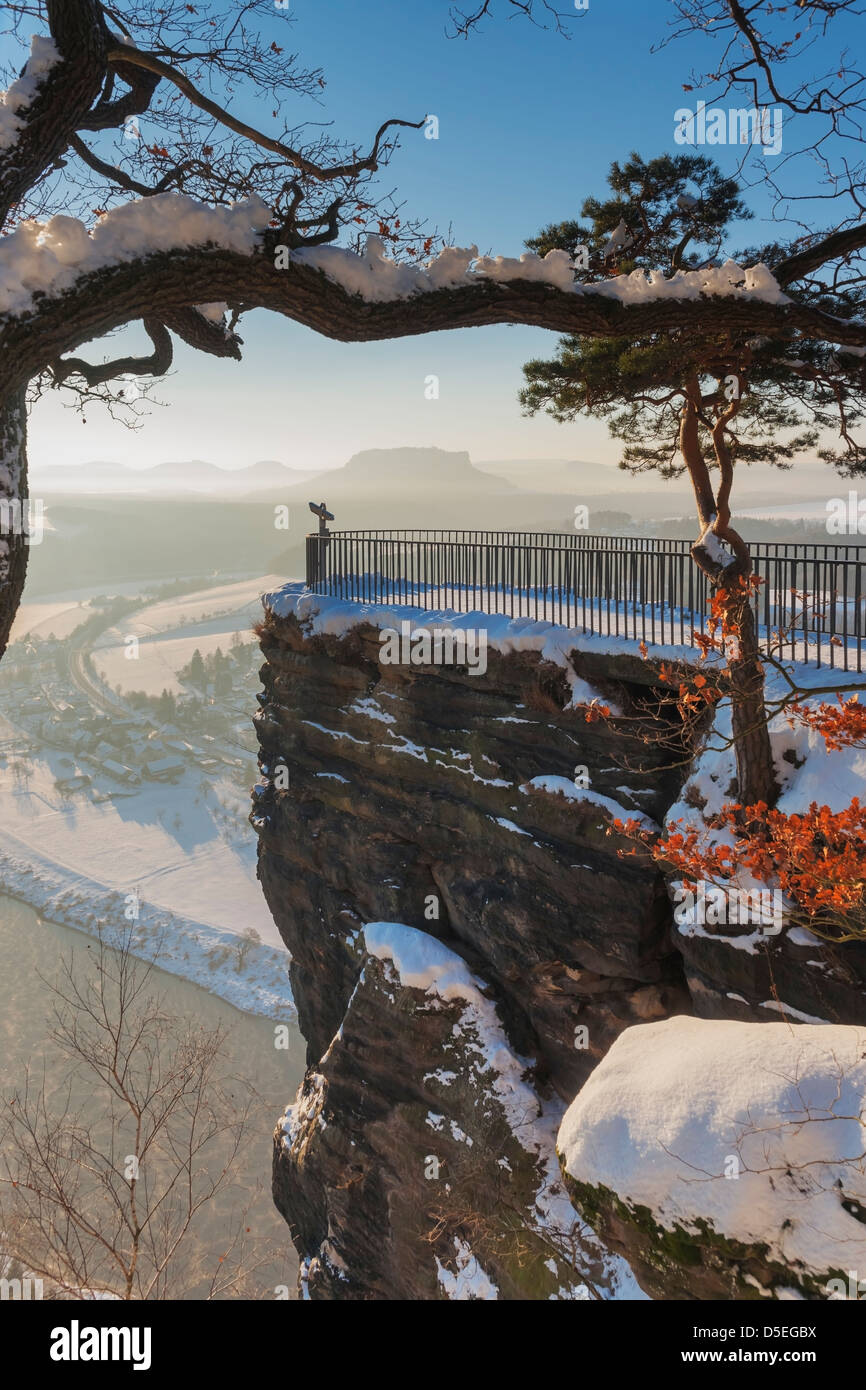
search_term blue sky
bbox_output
[17,0,828,475]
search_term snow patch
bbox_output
[263,584,693,691]
[559,1017,866,1281]
[520,775,659,831]
[0,34,60,151]
[489,814,531,835]
[348,696,396,725]
[436,1238,498,1300]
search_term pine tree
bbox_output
[521,153,866,805]
[188,649,206,690]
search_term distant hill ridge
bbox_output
[32,457,322,496]
[32,447,515,499]
[31,445,836,511]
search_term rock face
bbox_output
[251,592,866,1299]
[274,922,635,1300]
[252,610,692,1086]
[676,912,866,1028]
[252,597,691,1297]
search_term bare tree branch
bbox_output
[50,316,173,387]
[104,45,426,183]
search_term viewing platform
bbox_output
[303,524,866,673]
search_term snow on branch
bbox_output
[0,194,864,370]
[0,196,797,324]
[0,193,273,318]
[293,236,792,307]
[0,35,60,152]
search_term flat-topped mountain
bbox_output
[313,447,516,496]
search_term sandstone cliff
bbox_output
[251,589,866,1299]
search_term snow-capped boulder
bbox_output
[557,1016,866,1299]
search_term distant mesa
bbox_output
[320,447,516,496]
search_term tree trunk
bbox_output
[679,385,778,808]
[720,574,779,807]
[0,387,31,662]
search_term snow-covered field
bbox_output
[0,761,274,937]
[90,575,283,695]
[11,597,96,642]
[8,578,203,644]
[0,846,293,1021]
[95,621,260,696]
[0,575,297,1018]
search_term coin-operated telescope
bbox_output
[308,500,334,535]
[307,501,334,588]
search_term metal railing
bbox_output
[305,529,866,671]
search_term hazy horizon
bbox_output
[29,442,847,513]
